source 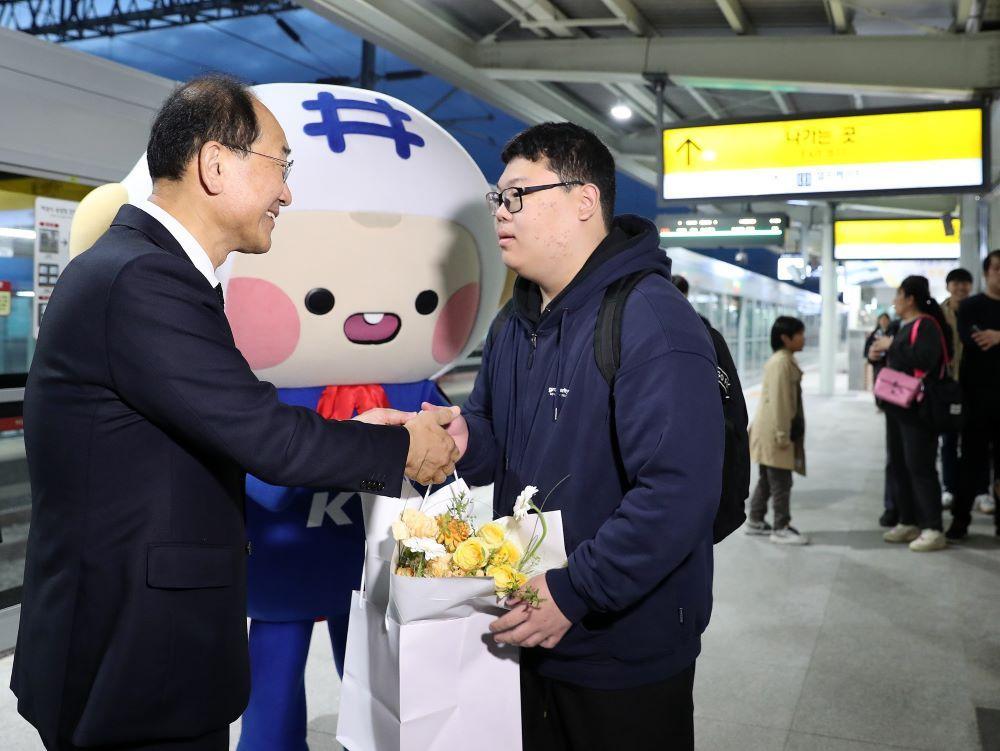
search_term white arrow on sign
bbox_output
[307,491,353,528]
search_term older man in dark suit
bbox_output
[11,74,460,751]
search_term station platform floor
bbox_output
[0,370,997,750]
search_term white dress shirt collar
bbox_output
[133,200,219,288]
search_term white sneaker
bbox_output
[941,491,954,509]
[770,526,810,545]
[977,494,996,514]
[883,524,920,544]
[909,529,947,552]
[744,520,773,536]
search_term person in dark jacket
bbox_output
[947,249,1000,539]
[672,273,714,329]
[866,312,900,527]
[869,275,952,552]
[864,313,893,373]
[11,75,459,751]
[426,123,723,751]
[938,267,974,511]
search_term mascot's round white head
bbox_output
[97,83,502,387]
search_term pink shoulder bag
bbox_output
[872,318,948,408]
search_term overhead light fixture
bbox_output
[610,104,632,121]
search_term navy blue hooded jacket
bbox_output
[458,215,724,689]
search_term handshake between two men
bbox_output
[354,405,466,486]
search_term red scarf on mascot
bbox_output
[314,384,391,421]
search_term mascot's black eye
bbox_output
[415,290,439,315]
[305,288,335,315]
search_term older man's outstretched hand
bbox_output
[403,407,461,486]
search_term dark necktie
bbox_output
[214,283,224,309]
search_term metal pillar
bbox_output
[819,203,837,396]
[360,39,377,91]
[959,194,983,288]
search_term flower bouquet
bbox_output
[388,481,566,624]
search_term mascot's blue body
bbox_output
[238,382,446,751]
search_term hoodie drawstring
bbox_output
[553,311,568,422]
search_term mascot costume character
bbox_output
[68,83,503,751]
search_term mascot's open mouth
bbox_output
[344,313,402,345]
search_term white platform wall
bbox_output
[0,28,175,184]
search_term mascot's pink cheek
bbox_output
[432,283,480,365]
[226,277,301,370]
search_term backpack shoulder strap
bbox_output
[594,269,660,385]
[487,299,515,351]
[911,314,951,379]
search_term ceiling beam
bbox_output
[491,0,574,38]
[295,0,659,189]
[824,0,850,33]
[604,83,656,126]
[770,90,793,114]
[619,81,675,121]
[599,0,654,37]
[685,86,723,119]
[472,34,998,97]
[488,0,546,39]
[715,0,752,35]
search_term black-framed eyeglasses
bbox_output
[486,181,584,215]
[228,146,294,183]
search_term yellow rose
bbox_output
[426,553,453,578]
[477,522,506,550]
[490,539,522,567]
[395,566,415,577]
[488,564,528,594]
[401,509,437,539]
[453,537,490,572]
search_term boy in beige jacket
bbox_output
[747,316,809,545]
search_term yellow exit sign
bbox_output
[835,219,961,260]
[662,106,985,202]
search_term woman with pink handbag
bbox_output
[869,276,953,552]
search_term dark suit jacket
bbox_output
[11,205,409,747]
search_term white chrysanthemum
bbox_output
[402,537,448,561]
[513,485,539,521]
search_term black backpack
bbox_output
[488,269,750,544]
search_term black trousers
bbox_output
[521,662,696,751]
[48,728,228,751]
[886,412,943,531]
[940,430,959,494]
[953,406,1000,531]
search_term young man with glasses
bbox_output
[431,123,724,750]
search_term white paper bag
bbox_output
[359,481,422,612]
[340,477,567,751]
[337,591,521,751]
